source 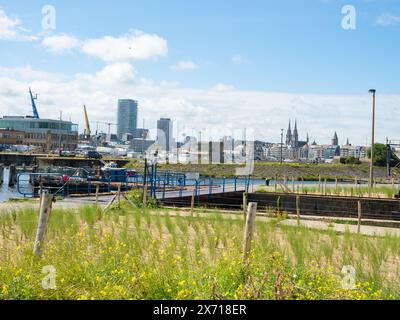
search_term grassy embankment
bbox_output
[0,195,399,300]
[257,185,399,199]
[125,161,398,181]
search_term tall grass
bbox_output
[0,204,399,300]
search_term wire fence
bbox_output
[159,191,400,222]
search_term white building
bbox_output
[340,145,367,158]
[265,144,288,162]
[308,145,324,162]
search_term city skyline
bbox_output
[1,1,400,145]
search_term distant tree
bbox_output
[368,143,398,167]
[344,157,361,165]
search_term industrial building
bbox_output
[0,116,78,151]
[0,89,78,151]
[0,128,25,146]
[117,99,138,139]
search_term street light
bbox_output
[280,129,284,165]
[369,89,376,191]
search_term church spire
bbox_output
[293,119,299,147]
[286,120,292,146]
[332,131,338,146]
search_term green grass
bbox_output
[0,204,399,300]
[125,161,398,180]
[257,184,398,198]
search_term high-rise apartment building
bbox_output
[157,118,173,152]
[117,99,138,139]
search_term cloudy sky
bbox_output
[0,0,400,145]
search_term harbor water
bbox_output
[0,168,342,203]
[0,168,22,202]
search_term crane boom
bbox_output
[83,105,91,139]
[95,121,117,135]
[29,88,39,119]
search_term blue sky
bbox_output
[0,0,400,144]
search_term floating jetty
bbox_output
[0,152,129,167]
[17,162,198,198]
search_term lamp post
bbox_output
[386,138,391,177]
[369,89,376,192]
[198,130,202,164]
[280,129,284,165]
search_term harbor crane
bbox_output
[95,121,117,135]
[29,88,39,119]
[83,105,91,140]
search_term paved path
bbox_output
[281,217,400,237]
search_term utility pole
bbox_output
[369,89,376,191]
[386,138,391,177]
[243,128,247,159]
[281,129,284,164]
[198,130,202,164]
[176,120,180,164]
[142,119,145,158]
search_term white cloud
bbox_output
[81,30,168,62]
[232,54,251,65]
[212,83,235,92]
[0,65,398,146]
[93,63,136,84]
[171,60,198,71]
[0,66,65,82]
[0,9,36,41]
[232,54,244,64]
[41,34,81,54]
[375,13,400,27]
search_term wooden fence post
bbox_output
[243,192,248,218]
[117,185,121,209]
[8,164,17,187]
[143,183,148,206]
[357,201,362,234]
[33,190,54,257]
[190,188,196,217]
[0,164,3,185]
[292,177,295,193]
[276,196,281,216]
[296,195,300,226]
[274,175,277,193]
[243,202,257,260]
[95,185,100,206]
[324,178,327,195]
[318,175,321,193]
